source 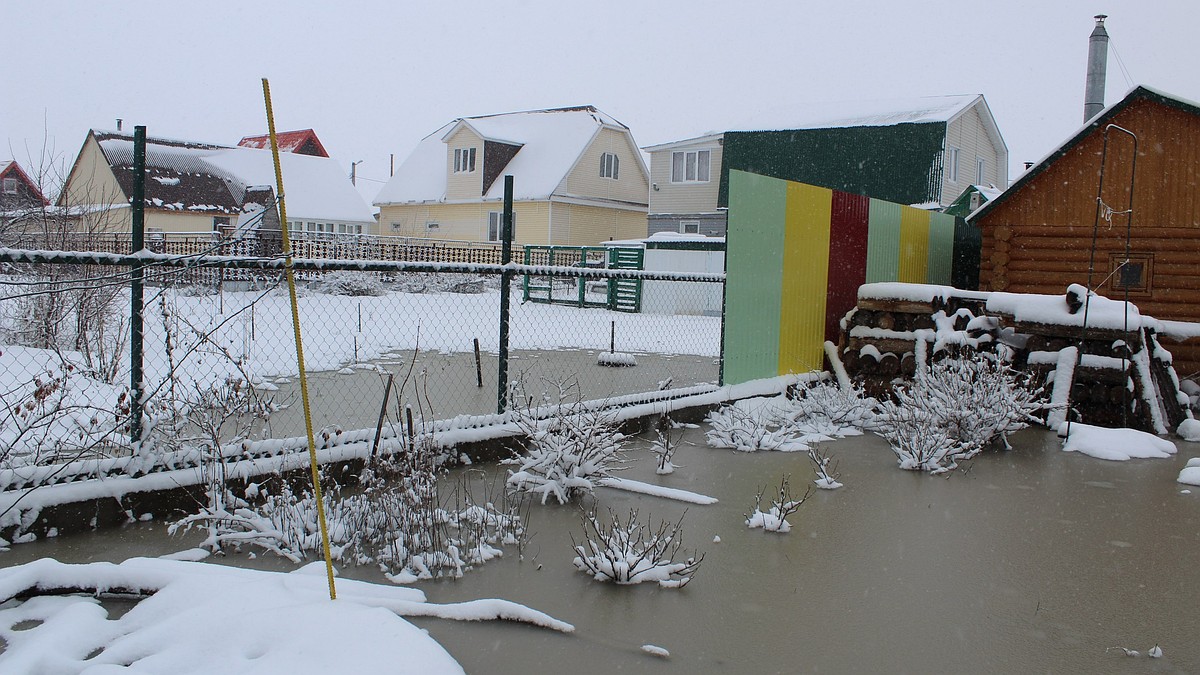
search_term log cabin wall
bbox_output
[974,89,1200,376]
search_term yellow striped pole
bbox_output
[262,78,337,601]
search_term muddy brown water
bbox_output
[2,427,1197,674]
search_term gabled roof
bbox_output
[969,85,1200,223]
[374,106,639,205]
[644,94,1000,151]
[237,129,329,157]
[87,130,374,223]
[0,160,49,206]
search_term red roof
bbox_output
[0,160,49,206]
[237,129,329,157]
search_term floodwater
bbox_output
[3,427,1198,674]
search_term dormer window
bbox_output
[600,153,619,180]
[454,147,476,173]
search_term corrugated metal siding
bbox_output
[779,182,832,374]
[826,191,870,343]
[897,206,931,282]
[718,125,946,208]
[866,199,901,282]
[723,171,786,383]
[925,211,957,284]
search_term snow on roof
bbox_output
[374,106,625,205]
[94,131,373,223]
[604,231,726,247]
[644,95,982,150]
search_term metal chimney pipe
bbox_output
[116,118,123,131]
[1084,14,1109,122]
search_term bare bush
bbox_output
[320,270,385,297]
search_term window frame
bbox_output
[2,177,17,195]
[947,146,960,183]
[976,157,986,184]
[600,152,620,180]
[679,220,700,234]
[488,211,515,242]
[1109,252,1153,296]
[454,147,477,173]
[670,149,711,183]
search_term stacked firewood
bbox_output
[837,285,1189,433]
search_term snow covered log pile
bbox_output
[837,282,1191,434]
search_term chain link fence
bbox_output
[0,238,724,492]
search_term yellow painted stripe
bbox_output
[897,206,931,283]
[779,182,832,375]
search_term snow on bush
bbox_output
[571,509,703,587]
[504,394,626,505]
[782,379,877,437]
[705,380,877,454]
[172,441,528,581]
[874,351,1047,473]
[321,270,386,297]
[745,474,809,533]
[809,443,842,489]
[704,398,810,452]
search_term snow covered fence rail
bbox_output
[0,382,742,538]
[0,248,725,283]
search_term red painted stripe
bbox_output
[825,191,870,345]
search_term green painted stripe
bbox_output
[866,199,900,283]
[723,170,786,384]
[926,211,957,284]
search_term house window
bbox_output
[600,153,619,180]
[1110,252,1153,295]
[488,211,515,242]
[2,178,17,195]
[213,216,231,231]
[947,146,960,183]
[454,147,476,173]
[671,150,711,183]
[679,220,700,234]
[976,157,986,184]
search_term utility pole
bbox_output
[350,160,364,186]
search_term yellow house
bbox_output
[58,129,376,239]
[374,106,649,246]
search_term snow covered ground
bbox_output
[0,557,571,674]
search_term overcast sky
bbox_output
[4,1,1198,205]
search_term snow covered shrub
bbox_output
[504,392,626,505]
[321,270,385,296]
[704,399,809,452]
[571,508,703,587]
[808,444,842,489]
[784,379,877,435]
[874,351,1046,473]
[174,444,529,580]
[746,474,809,533]
[0,359,127,469]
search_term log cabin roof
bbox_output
[969,86,1200,224]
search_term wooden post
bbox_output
[474,338,483,388]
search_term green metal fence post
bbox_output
[129,125,147,445]
[497,175,514,414]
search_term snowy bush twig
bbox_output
[808,444,842,489]
[571,508,703,587]
[746,475,809,533]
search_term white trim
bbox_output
[671,149,712,183]
[642,133,724,152]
